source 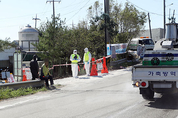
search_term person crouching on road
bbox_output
[83,48,91,76]
[40,59,54,88]
[70,50,81,78]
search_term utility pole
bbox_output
[32,14,40,29]
[148,13,152,39]
[163,0,165,38]
[104,0,109,56]
[46,0,61,23]
[46,0,61,76]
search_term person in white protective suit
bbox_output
[70,50,81,78]
[83,48,92,76]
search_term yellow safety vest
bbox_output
[71,54,79,64]
[84,51,90,62]
[42,64,50,76]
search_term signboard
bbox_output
[25,68,32,80]
[137,45,145,58]
[111,46,116,58]
[133,68,178,81]
[107,43,128,56]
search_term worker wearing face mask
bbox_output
[70,50,81,78]
[83,48,92,76]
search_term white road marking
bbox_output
[0,96,50,110]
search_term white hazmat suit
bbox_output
[70,50,81,78]
[83,48,92,76]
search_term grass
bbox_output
[0,84,62,101]
[0,86,48,100]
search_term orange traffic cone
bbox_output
[90,58,98,76]
[78,65,80,72]
[22,70,27,81]
[22,75,27,81]
[101,57,108,73]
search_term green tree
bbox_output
[0,38,16,52]
[111,2,147,43]
[35,17,89,64]
[35,16,68,64]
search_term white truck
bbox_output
[129,37,154,51]
[132,19,178,100]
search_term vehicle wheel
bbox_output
[140,88,154,100]
[142,92,154,100]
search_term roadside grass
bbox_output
[0,86,48,100]
[0,84,62,101]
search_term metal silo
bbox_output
[18,24,39,51]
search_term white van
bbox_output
[129,37,154,51]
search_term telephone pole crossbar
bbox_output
[46,0,61,22]
[32,14,40,28]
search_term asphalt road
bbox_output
[1,68,178,118]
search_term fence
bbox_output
[52,53,128,79]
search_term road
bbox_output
[1,68,178,118]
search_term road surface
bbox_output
[1,67,178,118]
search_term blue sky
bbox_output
[0,0,177,41]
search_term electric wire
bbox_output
[0,0,94,28]
[57,0,86,10]
[66,0,91,22]
[0,0,88,21]
[126,0,163,16]
[61,2,93,16]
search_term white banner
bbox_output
[107,43,128,56]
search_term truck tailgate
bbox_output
[132,65,178,81]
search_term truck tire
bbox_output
[140,88,154,100]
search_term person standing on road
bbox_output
[40,59,54,89]
[30,55,39,80]
[83,48,92,76]
[70,50,81,78]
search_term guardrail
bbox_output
[0,80,44,90]
[110,58,127,66]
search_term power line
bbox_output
[41,3,51,16]
[126,0,163,16]
[61,2,93,16]
[0,2,93,29]
[57,0,86,10]
[66,0,91,22]
[0,0,76,21]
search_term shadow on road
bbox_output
[79,77,90,79]
[146,94,178,109]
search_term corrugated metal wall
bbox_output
[138,28,164,42]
